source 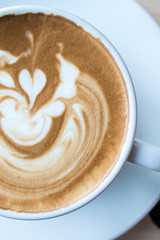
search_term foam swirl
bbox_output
[0,31,108,197]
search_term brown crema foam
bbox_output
[0,13,129,212]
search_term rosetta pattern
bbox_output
[0,31,108,195]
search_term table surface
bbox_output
[118,0,160,239]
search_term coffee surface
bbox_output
[0,13,128,212]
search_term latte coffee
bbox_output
[0,13,129,212]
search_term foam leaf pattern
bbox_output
[19,69,32,102]
[31,69,46,109]
[19,69,46,109]
[0,71,15,88]
[53,53,79,100]
[0,50,19,67]
[33,100,65,120]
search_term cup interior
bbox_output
[0,5,137,220]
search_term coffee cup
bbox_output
[0,5,159,220]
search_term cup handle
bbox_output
[127,138,160,172]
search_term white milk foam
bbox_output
[0,31,108,180]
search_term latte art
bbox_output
[0,13,128,212]
[0,39,108,176]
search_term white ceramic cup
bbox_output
[0,5,159,220]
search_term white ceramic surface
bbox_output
[0,0,160,239]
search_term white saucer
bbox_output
[0,0,160,239]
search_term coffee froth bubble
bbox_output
[0,13,128,212]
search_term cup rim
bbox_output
[0,5,137,220]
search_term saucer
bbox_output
[0,0,160,239]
